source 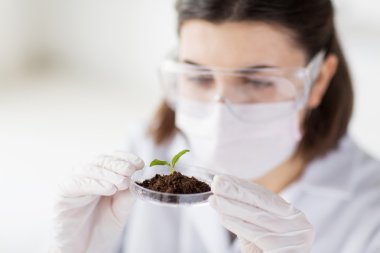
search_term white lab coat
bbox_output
[117,124,380,253]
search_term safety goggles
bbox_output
[158,51,325,121]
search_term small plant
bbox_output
[149,149,190,174]
[139,149,210,195]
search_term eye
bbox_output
[186,74,214,87]
[245,77,274,89]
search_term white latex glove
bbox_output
[50,152,144,253]
[209,175,314,253]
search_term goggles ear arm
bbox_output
[167,47,179,60]
[297,50,326,109]
[158,54,179,111]
[306,50,326,83]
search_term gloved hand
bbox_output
[50,151,144,253]
[209,175,314,253]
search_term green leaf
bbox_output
[171,149,190,169]
[150,159,170,167]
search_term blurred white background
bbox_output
[0,0,379,252]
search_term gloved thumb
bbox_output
[106,189,136,225]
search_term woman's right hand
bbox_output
[49,152,144,253]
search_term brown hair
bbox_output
[148,0,353,163]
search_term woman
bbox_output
[50,0,380,252]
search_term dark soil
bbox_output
[137,171,210,194]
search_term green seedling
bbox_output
[149,149,190,174]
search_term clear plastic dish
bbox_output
[130,165,214,207]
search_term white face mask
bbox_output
[175,99,302,179]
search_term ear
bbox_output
[307,54,338,109]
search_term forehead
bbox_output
[179,20,306,68]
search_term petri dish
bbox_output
[130,165,214,207]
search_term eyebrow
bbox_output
[182,59,276,70]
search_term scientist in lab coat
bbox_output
[50,0,380,252]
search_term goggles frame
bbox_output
[158,50,326,112]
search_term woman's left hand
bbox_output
[209,175,314,253]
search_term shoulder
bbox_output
[124,121,153,154]
[297,136,380,251]
[298,135,380,228]
[301,135,380,197]
[124,121,162,163]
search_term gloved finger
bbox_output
[220,214,313,252]
[218,213,272,245]
[78,165,129,191]
[110,190,137,223]
[111,151,144,168]
[59,177,118,197]
[92,152,144,177]
[239,238,263,253]
[211,174,294,217]
[252,230,314,252]
[209,195,309,233]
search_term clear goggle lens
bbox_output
[159,51,325,122]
